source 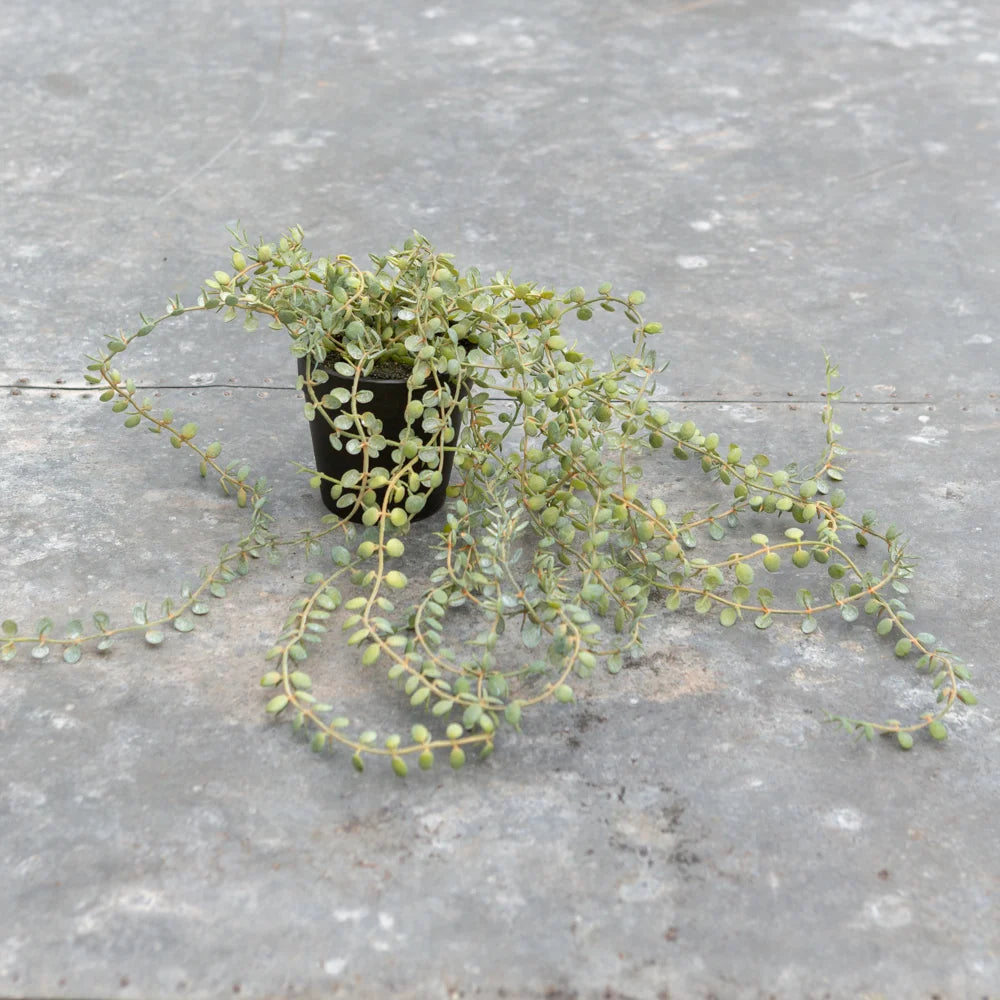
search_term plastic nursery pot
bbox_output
[297,357,464,523]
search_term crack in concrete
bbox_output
[1,383,942,405]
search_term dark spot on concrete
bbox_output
[576,708,607,732]
[670,847,701,866]
[42,71,89,98]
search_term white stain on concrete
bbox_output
[75,889,204,936]
[857,894,914,929]
[268,130,297,146]
[494,888,528,910]
[0,936,29,979]
[908,417,949,446]
[676,255,709,270]
[324,957,348,975]
[964,333,993,344]
[4,782,47,814]
[705,85,742,100]
[618,875,668,903]
[825,807,863,832]
[717,402,766,425]
[821,1,977,50]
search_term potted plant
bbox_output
[285,237,470,522]
[0,226,977,774]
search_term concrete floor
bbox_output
[1,2,998,997]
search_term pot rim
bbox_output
[296,356,420,385]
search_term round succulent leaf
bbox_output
[265,694,289,715]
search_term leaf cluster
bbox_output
[1,228,978,774]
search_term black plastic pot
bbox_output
[298,357,463,523]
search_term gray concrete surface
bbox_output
[1,1,998,997]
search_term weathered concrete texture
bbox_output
[1,1,998,998]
